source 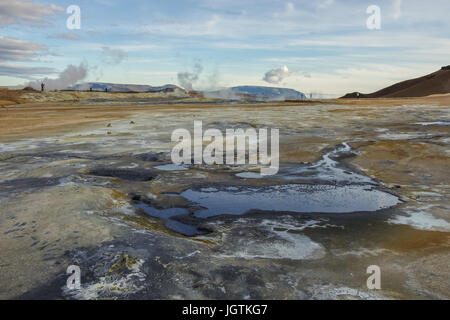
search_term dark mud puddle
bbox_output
[135,183,400,236]
[182,184,400,218]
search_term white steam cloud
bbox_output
[101,46,128,65]
[177,63,203,91]
[28,62,88,91]
[263,65,292,84]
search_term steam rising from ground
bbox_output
[203,88,242,100]
[28,62,88,91]
[263,65,292,84]
[177,63,203,91]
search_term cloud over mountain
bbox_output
[263,66,292,84]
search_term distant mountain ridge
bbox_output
[70,82,182,93]
[231,86,306,100]
[68,82,306,100]
[341,66,450,98]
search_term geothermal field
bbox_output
[0,90,449,300]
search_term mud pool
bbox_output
[181,184,400,218]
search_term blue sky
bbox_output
[1,0,450,96]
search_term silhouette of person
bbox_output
[41,83,45,92]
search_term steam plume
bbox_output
[177,63,203,91]
[28,62,88,91]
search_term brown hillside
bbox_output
[342,66,450,98]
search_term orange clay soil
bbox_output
[0,91,449,142]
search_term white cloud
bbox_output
[0,63,55,79]
[0,0,63,27]
[263,66,292,84]
[316,0,334,9]
[48,32,82,41]
[0,36,47,61]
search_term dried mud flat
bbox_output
[0,93,449,300]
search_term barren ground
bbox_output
[0,91,449,300]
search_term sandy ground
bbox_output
[0,91,449,300]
